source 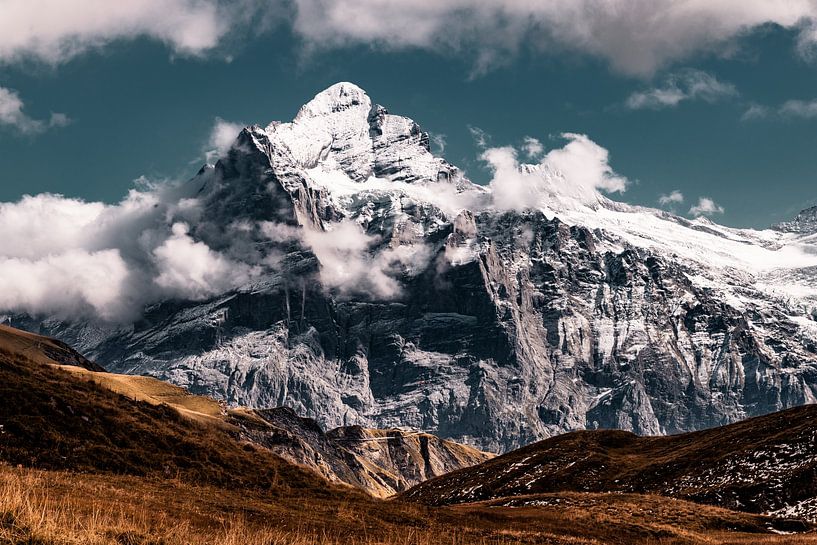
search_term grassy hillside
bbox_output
[402,407,817,517]
[0,342,332,494]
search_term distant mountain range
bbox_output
[13,82,817,453]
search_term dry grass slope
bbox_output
[3,465,817,545]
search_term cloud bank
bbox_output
[0,183,259,322]
[3,1,817,78]
[289,1,817,76]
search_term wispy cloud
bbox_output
[430,133,447,154]
[779,99,817,119]
[689,196,725,217]
[0,86,70,135]
[658,190,684,206]
[468,125,490,149]
[742,98,817,120]
[625,70,737,110]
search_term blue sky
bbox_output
[3,2,817,228]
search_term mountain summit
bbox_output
[16,83,817,452]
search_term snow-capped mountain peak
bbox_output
[293,81,372,121]
[261,82,462,186]
[21,82,817,453]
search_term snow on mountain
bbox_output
[14,82,817,452]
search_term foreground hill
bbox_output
[403,406,817,521]
[0,324,102,371]
[0,325,333,494]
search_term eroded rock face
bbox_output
[19,82,817,452]
[231,407,493,498]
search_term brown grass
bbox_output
[1,465,816,545]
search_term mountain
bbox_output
[401,404,817,524]
[774,205,817,234]
[14,82,817,452]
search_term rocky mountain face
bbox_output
[17,82,817,453]
[774,205,817,234]
[233,407,492,498]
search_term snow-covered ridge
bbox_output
[246,82,817,318]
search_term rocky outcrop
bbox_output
[231,407,492,498]
[18,82,817,453]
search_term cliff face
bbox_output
[232,407,492,498]
[19,82,817,452]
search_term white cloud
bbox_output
[481,146,540,212]
[0,250,131,321]
[0,0,230,65]
[262,219,431,300]
[689,196,725,217]
[780,99,817,118]
[543,133,628,194]
[626,70,737,110]
[0,86,70,134]
[482,132,628,212]
[521,136,544,159]
[153,222,259,300]
[0,181,266,322]
[658,190,684,206]
[204,117,245,163]
[288,1,817,76]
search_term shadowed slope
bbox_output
[402,406,817,519]
[0,335,337,496]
